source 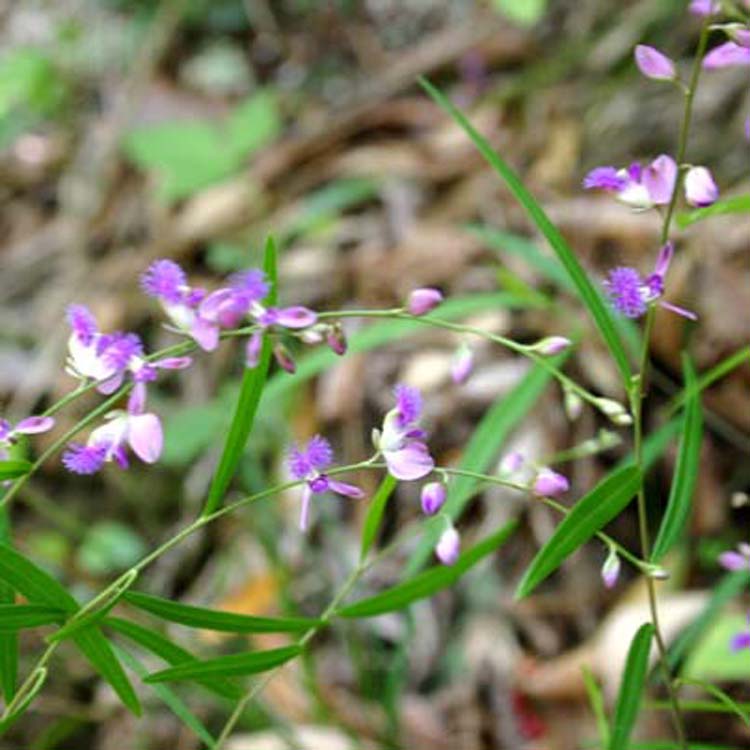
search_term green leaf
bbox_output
[201,236,277,517]
[515,466,642,599]
[115,645,217,748]
[684,612,750,682]
[408,359,558,574]
[492,0,548,25]
[359,474,397,562]
[0,460,32,481]
[651,358,703,562]
[144,644,302,683]
[337,520,518,619]
[106,617,240,700]
[678,677,750,727]
[0,666,47,734]
[72,627,141,715]
[421,78,631,382]
[609,623,655,750]
[0,604,65,632]
[224,90,280,160]
[582,665,610,746]
[0,511,17,702]
[123,590,321,633]
[676,194,750,229]
[0,542,78,612]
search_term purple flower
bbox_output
[435,526,460,565]
[287,435,363,531]
[601,548,621,589]
[407,288,443,316]
[730,630,750,651]
[689,0,719,15]
[634,45,676,81]
[584,155,677,210]
[532,468,570,497]
[421,482,447,515]
[0,415,55,466]
[451,343,473,385]
[531,336,572,356]
[140,259,187,304]
[718,543,750,572]
[604,242,697,321]
[684,166,719,207]
[703,42,750,69]
[499,450,525,476]
[377,385,435,481]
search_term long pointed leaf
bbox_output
[652,358,702,562]
[421,78,631,382]
[515,466,642,599]
[0,511,17,702]
[144,644,302,683]
[338,520,518,618]
[123,590,321,633]
[609,623,655,750]
[201,236,278,516]
[359,474,397,562]
[0,605,65,632]
[0,461,32,481]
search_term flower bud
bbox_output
[421,482,447,515]
[299,325,327,345]
[273,343,296,374]
[593,397,632,425]
[530,336,572,356]
[689,0,718,16]
[436,526,460,565]
[634,45,677,81]
[407,288,443,316]
[601,548,621,589]
[245,331,263,368]
[451,343,473,385]
[532,468,570,497]
[564,388,584,421]
[684,166,719,208]
[326,323,347,356]
[499,450,525,476]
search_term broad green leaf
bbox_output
[0,511,16,702]
[201,236,277,517]
[668,570,750,671]
[359,474,397,562]
[515,466,642,599]
[582,665,610,746]
[337,520,518,619]
[609,623,654,750]
[652,358,702,562]
[421,78,631,382]
[123,590,321,633]
[0,604,64,632]
[0,542,78,612]
[106,617,240,700]
[73,627,141,715]
[224,90,280,160]
[144,644,302,683]
[408,359,558,574]
[678,677,750,727]
[492,0,548,25]
[676,194,750,229]
[115,645,217,748]
[684,613,750,682]
[0,460,32,481]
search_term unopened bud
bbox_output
[435,526,460,565]
[326,323,347,356]
[532,468,570,497]
[421,482,447,515]
[451,343,473,385]
[645,565,670,581]
[564,388,584,421]
[601,547,621,589]
[273,343,296,374]
[634,44,677,81]
[593,397,633,426]
[531,336,572,356]
[499,450,525,476]
[407,287,443,316]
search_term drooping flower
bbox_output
[287,435,364,531]
[376,385,435,481]
[532,468,570,497]
[684,166,719,207]
[436,526,461,565]
[718,542,750,572]
[407,288,443,316]
[583,155,677,210]
[604,242,697,321]
[703,41,750,69]
[634,45,676,81]
[421,481,447,515]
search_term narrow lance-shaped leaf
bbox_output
[0,605,65,632]
[145,644,302,683]
[105,616,241,700]
[359,474,397,562]
[651,357,703,562]
[0,511,17,702]
[338,520,518,619]
[420,78,631,382]
[0,666,46,734]
[515,466,642,599]
[123,590,322,633]
[609,623,654,750]
[201,236,278,517]
[0,461,32,481]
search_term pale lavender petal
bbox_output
[658,300,698,321]
[601,549,621,589]
[689,0,718,15]
[684,166,719,207]
[635,45,676,80]
[127,381,147,416]
[654,241,674,278]
[703,42,750,70]
[407,288,443,316]
[155,356,192,370]
[421,482,447,515]
[718,551,750,571]
[436,527,461,565]
[299,484,313,532]
[245,331,263,368]
[97,372,124,395]
[451,344,474,384]
[583,166,627,191]
[643,154,677,205]
[533,468,570,497]
[272,306,318,329]
[199,288,248,328]
[14,416,55,435]
[190,317,219,351]
[733,29,750,49]
[328,479,365,499]
[128,413,163,463]
[384,442,434,481]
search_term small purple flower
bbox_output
[421,482,447,515]
[451,343,473,385]
[435,526,460,565]
[0,415,55,466]
[584,155,677,210]
[499,450,525,476]
[718,543,750,572]
[703,42,750,69]
[634,45,676,81]
[377,385,435,481]
[604,242,697,321]
[731,614,750,652]
[689,0,719,15]
[601,548,621,589]
[287,435,363,531]
[140,259,187,304]
[532,468,570,497]
[407,288,443,316]
[684,166,719,207]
